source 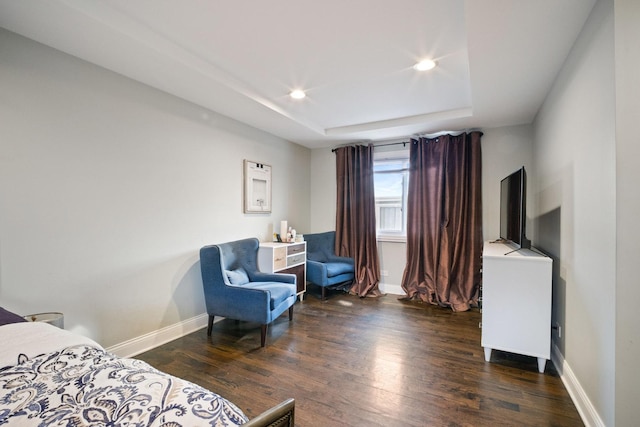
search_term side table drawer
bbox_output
[287,243,305,255]
[287,253,305,267]
[273,247,287,270]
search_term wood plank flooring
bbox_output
[137,288,583,427]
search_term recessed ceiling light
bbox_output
[414,59,437,71]
[290,89,306,99]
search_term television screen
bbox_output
[499,167,530,249]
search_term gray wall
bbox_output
[614,0,640,425]
[0,29,311,348]
[481,125,534,241]
[309,147,336,234]
[533,0,615,424]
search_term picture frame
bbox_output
[243,159,272,213]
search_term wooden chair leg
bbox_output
[207,315,215,336]
[322,286,326,301]
[260,324,268,347]
[289,305,294,321]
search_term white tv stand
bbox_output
[481,240,552,373]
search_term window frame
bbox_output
[373,148,410,243]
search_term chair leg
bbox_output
[322,286,326,301]
[260,324,268,347]
[289,305,294,321]
[207,315,215,336]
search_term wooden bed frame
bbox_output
[244,398,295,427]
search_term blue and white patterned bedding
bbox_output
[0,323,248,426]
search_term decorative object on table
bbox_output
[24,312,64,328]
[279,221,299,243]
[243,160,271,213]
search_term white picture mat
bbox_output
[244,160,272,213]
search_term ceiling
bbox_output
[0,0,596,149]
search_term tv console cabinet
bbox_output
[481,240,552,373]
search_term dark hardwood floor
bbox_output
[137,287,583,427]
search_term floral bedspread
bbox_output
[0,344,248,426]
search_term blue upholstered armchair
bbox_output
[199,238,297,347]
[304,231,355,300]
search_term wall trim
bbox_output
[551,343,605,427]
[381,282,405,296]
[106,313,210,358]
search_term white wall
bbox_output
[480,125,534,241]
[309,147,336,234]
[0,29,310,349]
[533,0,615,425]
[614,0,640,425]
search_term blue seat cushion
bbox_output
[241,282,295,310]
[325,262,354,278]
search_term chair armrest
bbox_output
[326,254,354,265]
[208,285,274,324]
[218,285,271,307]
[306,260,328,287]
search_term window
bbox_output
[373,151,409,241]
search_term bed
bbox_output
[0,307,294,427]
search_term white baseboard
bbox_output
[551,343,605,427]
[380,282,405,296]
[104,285,407,358]
[106,313,210,358]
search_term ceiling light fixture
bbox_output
[414,59,437,71]
[290,89,306,99]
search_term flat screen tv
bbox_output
[499,166,531,249]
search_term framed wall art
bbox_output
[243,159,272,213]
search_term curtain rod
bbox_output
[330,129,483,152]
[331,140,408,153]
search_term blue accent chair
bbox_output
[304,231,355,300]
[199,237,297,347]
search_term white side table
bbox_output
[258,241,307,299]
[24,312,64,328]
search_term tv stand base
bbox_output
[483,347,547,373]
